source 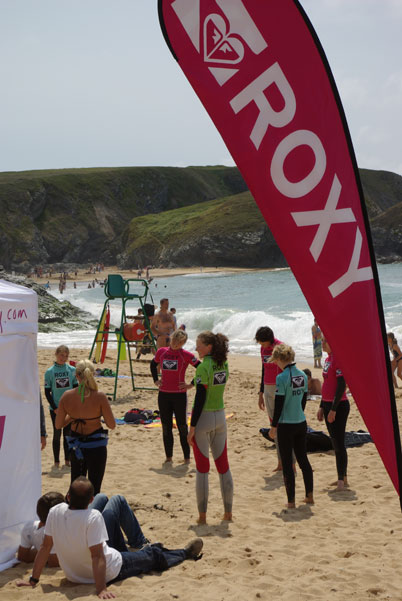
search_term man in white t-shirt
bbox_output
[17,491,64,567]
[17,477,203,599]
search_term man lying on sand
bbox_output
[17,477,203,599]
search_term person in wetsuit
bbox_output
[187,331,233,524]
[269,343,314,509]
[317,336,350,491]
[44,345,78,468]
[55,359,116,494]
[255,326,295,471]
[150,329,200,464]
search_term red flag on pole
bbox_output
[159,0,402,503]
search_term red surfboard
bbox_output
[100,306,110,364]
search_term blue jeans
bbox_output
[90,494,148,551]
[116,545,188,581]
[90,494,189,582]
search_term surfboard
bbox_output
[94,307,107,363]
[100,306,110,364]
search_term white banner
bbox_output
[0,281,40,570]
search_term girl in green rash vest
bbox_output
[187,331,233,525]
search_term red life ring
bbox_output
[123,322,146,342]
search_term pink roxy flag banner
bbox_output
[159,0,402,502]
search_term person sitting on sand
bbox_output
[17,477,204,599]
[17,492,64,567]
[303,368,322,396]
[268,344,314,509]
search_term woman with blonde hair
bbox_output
[56,359,115,494]
[188,331,233,524]
[150,329,200,464]
[269,343,313,508]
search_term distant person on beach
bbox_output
[387,332,402,388]
[188,331,233,524]
[255,326,292,472]
[55,359,116,495]
[44,345,78,469]
[150,329,200,464]
[17,492,64,567]
[303,368,322,396]
[312,319,322,368]
[268,344,314,509]
[17,477,203,598]
[317,336,350,491]
[170,307,178,329]
[152,298,175,348]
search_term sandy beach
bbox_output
[34,265,277,286]
[2,341,402,601]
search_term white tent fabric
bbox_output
[0,280,41,571]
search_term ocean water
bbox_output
[38,264,402,363]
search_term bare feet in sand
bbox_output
[222,512,232,521]
[330,478,348,489]
[303,493,314,505]
[197,513,207,525]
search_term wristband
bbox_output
[29,576,39,585]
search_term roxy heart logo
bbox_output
[172,0,268,86]
[204,14,244,65]
[213,371,227,385]
[0,416,5,451]
[163,359,178,370]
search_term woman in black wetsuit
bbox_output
[317,337,350,491]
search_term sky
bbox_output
[1,0,401,175]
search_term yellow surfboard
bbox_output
[94,308,107,363]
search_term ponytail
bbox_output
[75,360,98,392]
[198,331,229,366]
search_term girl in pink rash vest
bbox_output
[150,329,200,464]
[317,336,350,491]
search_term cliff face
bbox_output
[1,166,401,271]
[0,166,246,271]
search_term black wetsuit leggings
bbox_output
[277,421,313,504]
[49,410,71,464]
[158,391,190,460]
[323,400,350,481]
[70,429,107,495]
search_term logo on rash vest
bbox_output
[291,375,305,389]
[55,377,70,388]
[263,356,271,363]
[163,359,178,371]
[213,371,227,385]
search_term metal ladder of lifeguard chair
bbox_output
[89,274,157,401]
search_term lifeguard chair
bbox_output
[89,274,157,400]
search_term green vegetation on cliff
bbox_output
[1,165,401,269]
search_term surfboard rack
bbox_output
[89,274,157,400]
